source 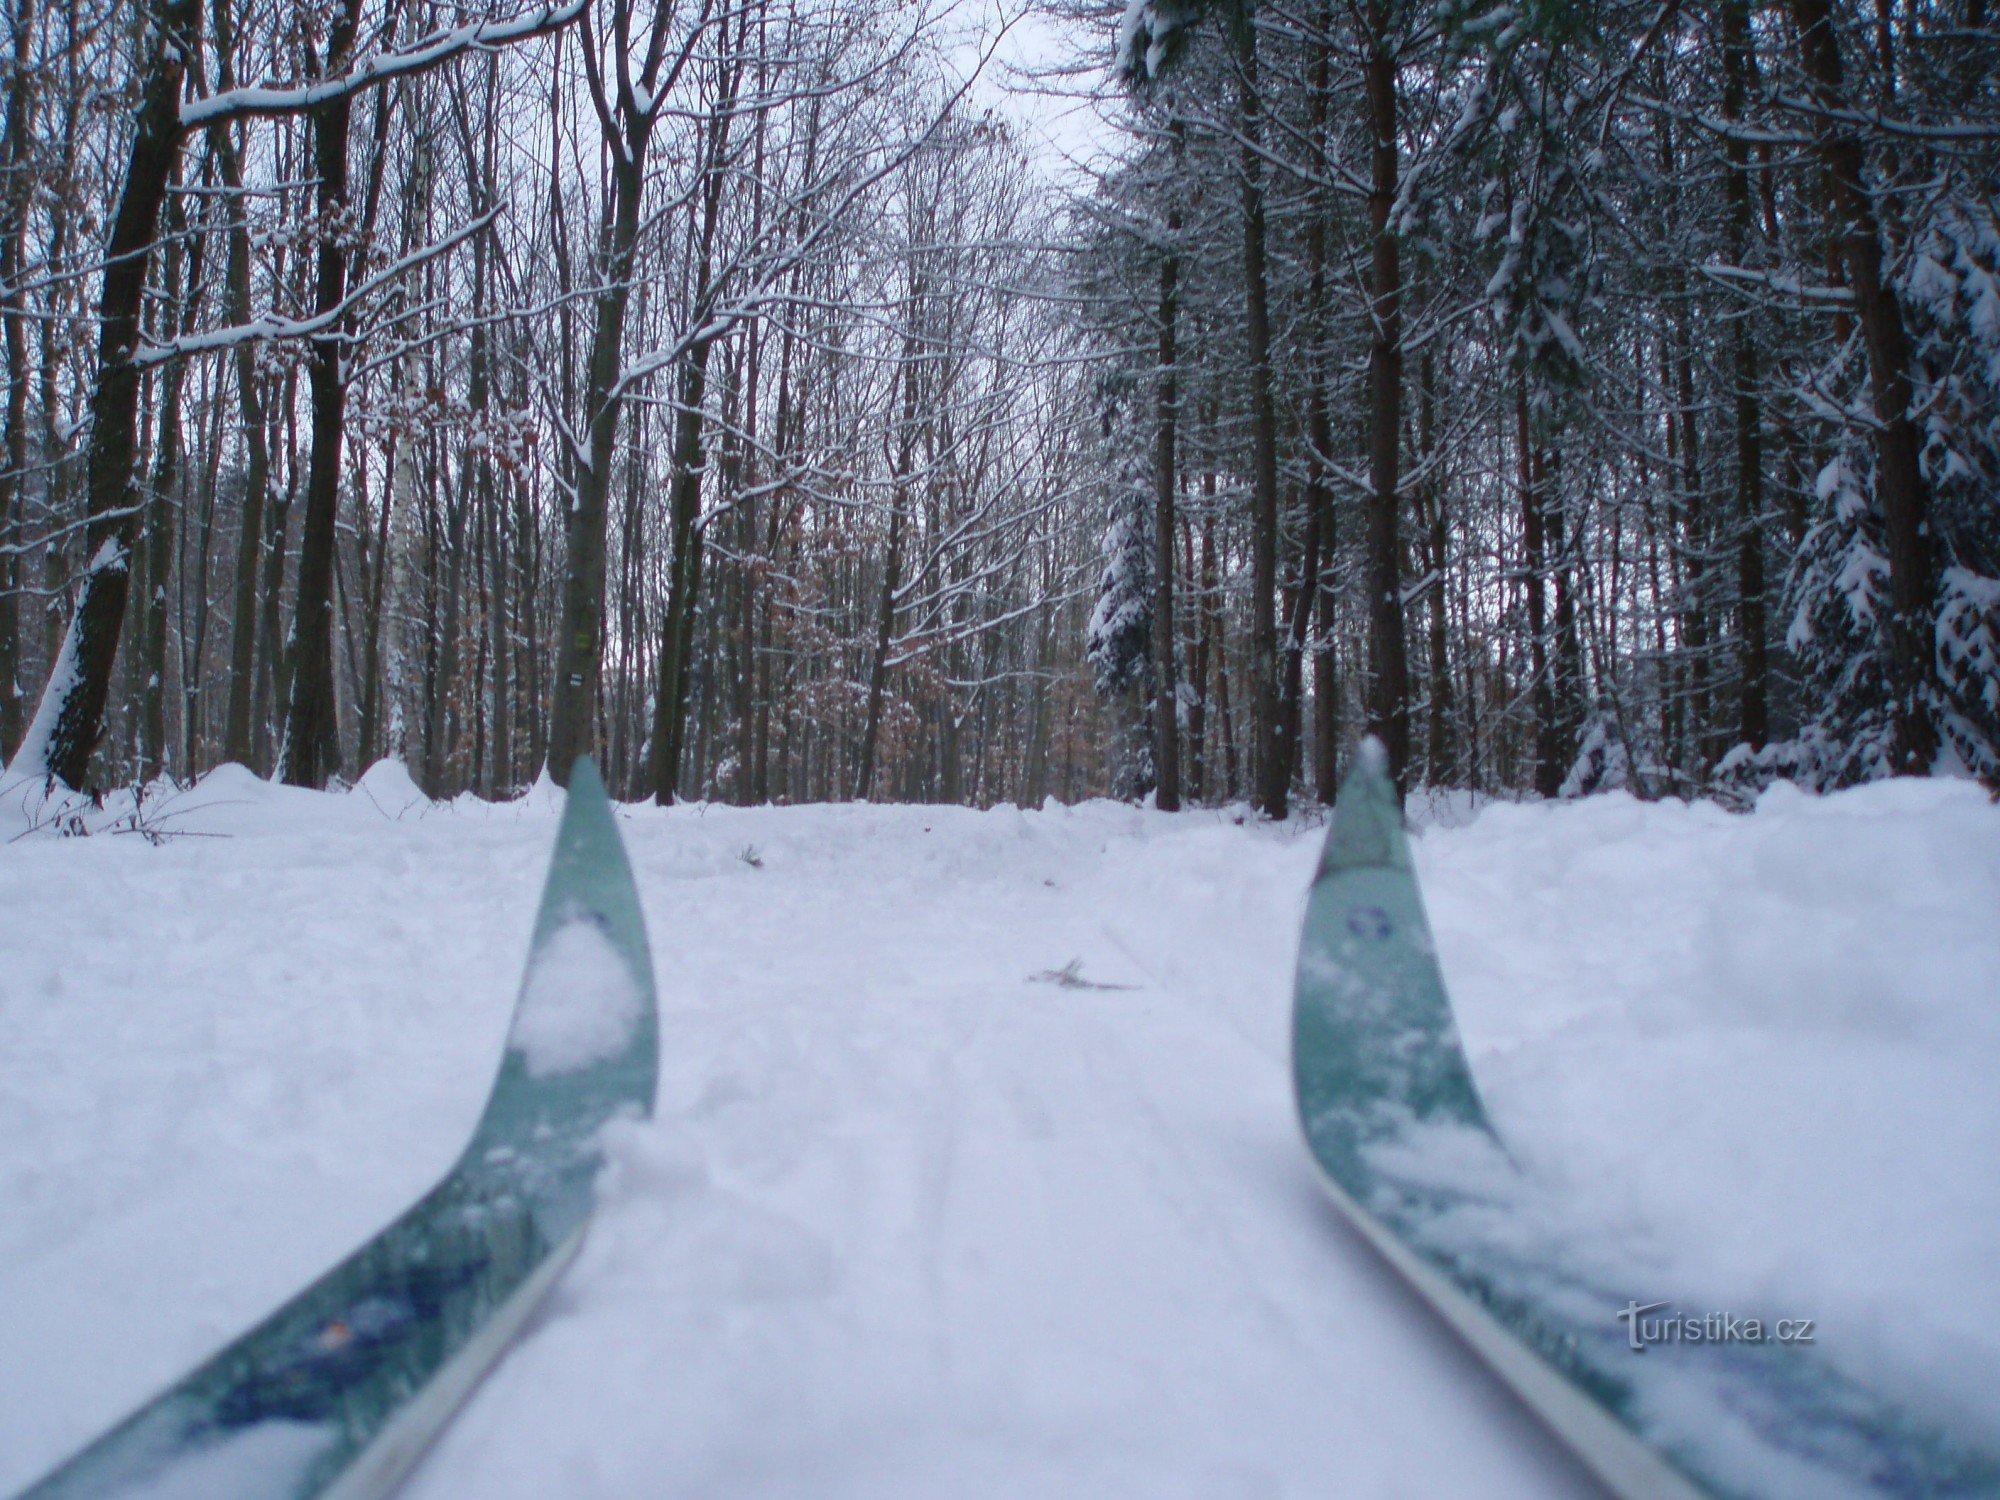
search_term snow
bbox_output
[4,605,88,781]
[178,2,587,129]
[351,756,431,815]
[116,1421,336,1500]
[0,768,1994,1496]
[1429,779,2000,1447]
[510,916,644,1078]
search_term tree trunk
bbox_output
[855,330,921,801]
[177,393,224,771]
[1548,451,1583,770]
[1722,0,1768,750]
[1185,509,1209,800]
[1419,348,1451,780]
[486,440,511,796]
[0,0,35,760]
[14,0,199,787]
[1670,297,1713,772]
[1151,145,1182,811]
[1236,24,1283,816]
[278,0,363,788]
[1788,0,1933,770]
[649,52,739,802]
[549,18,662,786]
[649,340,715,802]
[140,177,197,781]
[253,400,295,772]
[1519,382,1558,796]
[424,305,486,795]
[208,3,272,769]
[1362,9,1410,792]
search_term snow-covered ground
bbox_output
[1,766,1994,1497]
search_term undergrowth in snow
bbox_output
[0,765,1993,1497]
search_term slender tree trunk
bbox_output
[1236,24,1283,816]
[178,391,223,771]
[424,457,471,792]
[486,444,510,795]
[14,0,199,786]
[1419,348,1451,779]
[1723,0,1768,750]
[1185,509,1208,800]
[207,4,273,768]
[1306,322,1339,804]
[140,178,198,781]
[1669,294,1713,772]
[356,435,386,764]
[855,337,920,801]
[1275,478,1321,801]
[650,48,740,801]
[1295,3,1339,804]
[32,69,76,689]
[732,339,761,807]
[1151,139,1182,810]
[1313,574,1340,800]
[278,0,363,788]
[550,16,664,786]
[1548,452,1583,767]
[649,340,716,801]
[254,385,296,771]
[1362,9,1410,791]
[1519,382,1558,796]
[424,277,488,795]
[1214,592,1239,800]
[1788,0,1934,770]
[0,0,35,760]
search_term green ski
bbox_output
[1293,743,1999,1500]
[15,757,657,1500]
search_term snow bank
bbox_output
[352,758,432,819]
[1425,776,2000,1439]
[0,776,1991,1497]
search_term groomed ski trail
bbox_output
[406,798,1601,1499]
[5,768,1996,1497]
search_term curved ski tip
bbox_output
[567,755,608,803]
[1320,737,1408,876]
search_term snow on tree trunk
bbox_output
[1087,372,1156,802]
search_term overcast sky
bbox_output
[949,0,1126,184]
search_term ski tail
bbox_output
[17,757,656,1500]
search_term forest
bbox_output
[0,0,1995,811]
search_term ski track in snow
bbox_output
[0,765,1994,1498]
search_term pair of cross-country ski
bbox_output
[14,752,1996,1499]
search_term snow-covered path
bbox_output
[2,770,1994,1497]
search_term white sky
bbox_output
[947,0,1127,185]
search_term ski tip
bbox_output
[533,754,647,962]
[1320,738,1409,877]
[552,757,621,846]
[566,754,609,805]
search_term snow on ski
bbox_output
[12,757,657,1500]
[1292,741,2000,1500]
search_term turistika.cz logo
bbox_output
[1616,1301,1817,1353]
